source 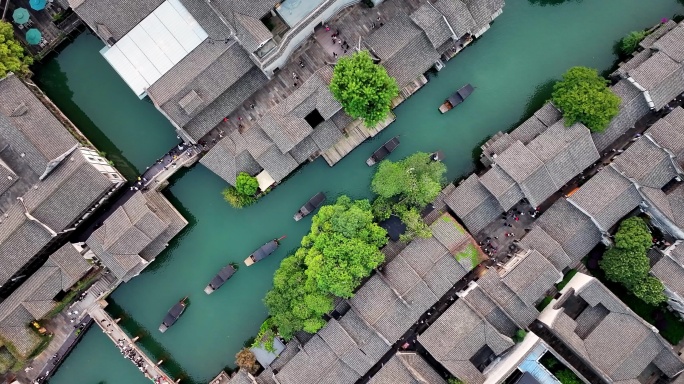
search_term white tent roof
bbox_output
[101,0,207,98]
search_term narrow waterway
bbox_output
[38,1,684,383]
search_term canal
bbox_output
[37,0,684,383]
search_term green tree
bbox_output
[620,30,647,56]
[222,187,255,208]
[371,152,446,208]
[0,21,33,77]
[551,66,620,133]
[632,276,667,305]
[398,207,432,242]
[614,217,652,252]
[235,172,259,196]
[554,369,583,384]
[264,253,334,339]
[301,196,387,297]
[447,379,465,384]
[329,50,399,127]
[599,247,650,288]
[513,329,527,343]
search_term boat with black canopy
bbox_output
[244,236,286,266]
[439,84,474,113]
[159,297,188,333]
[366,136,400,166]
[204,263,238,294]
[294,192,326,221]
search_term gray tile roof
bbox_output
[508,116,548,145]
[368,353,445,384]
[652,24,684,63]
[651,253,684,300]
[227,370,256,384]
[139,190,188,260]
[568,166,641,231]
[592,79,650,152]
[495,140,557,207]
[432,0,476,39]
[234,13,273,53]
[71,0,163,40]
[500,250,561,306]
[289,136,320,164]
[365,12,440,88]
[20,151,112,231]
[255,145,299,183]
[86,192,170,281]
[184,66,269,141]
[463,0,504,33]
[534,102,563,126]
[548,277,684,382]
[479,165,524,211]
[418,299,514,384]
[317,317,386,376]
[445,174,503,235]
[209,1,275,53]
[0,74,78,178]
[462,286,518,337]
[0,204,53,285]
[519,226,572,271]
[411,3,453,49]
[310,120,343,152]
[536,199,602,265]
[641,186,684,231]
[0,243,90,356]
[630,52,684,110]
[612,136,678,189]
[431,213,470,253]
[242,125,274,160]
[275,334,354,384]
[648,107,684,157]
[200,136,262,186]
[526,121,600,189]
[149,43,257,127]
[639,20,678,50]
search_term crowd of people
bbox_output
[117,339,150,374]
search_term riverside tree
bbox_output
[0,21,33,77]
[264,196,387,338]
[222,173,259,208]
[551,66,620,133]
[620,30,647,56]
[235,348,259,374]
[329,50,399,127]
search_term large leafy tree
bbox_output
[614,217,652,252]
[264,196,386,338]
[551,66,620,133]
[302,196,386,297]
[235,172,259,196]
[632,276,667,305]
[371,152,446,207]
[0,21,32,77]
[329,50,399,127]
[263,253,334,339]
[620,30,647,56]
[600,247,650,288]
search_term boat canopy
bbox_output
[162,302,185,327]
[447,84,474,107]
[251,240,278,262]
[209,265,236,288]
[301,192,326,215]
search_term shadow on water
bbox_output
[32,58,138,180]
[528,0,582,6]
[105,299,197,384]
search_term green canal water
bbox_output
[36,1,684,383]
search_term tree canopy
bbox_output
[551,66,620,133]
[371,152,446,208]
[599,247,650,288]
[620,30,647,56]
[329,50,399,127]
[235,348,259,374]
[614,217,652,252]
[0,21,32,78]
[264,196,387,338]
[235,172,259,196]
[600,217,665,306]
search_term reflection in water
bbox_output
[528,0,582,6]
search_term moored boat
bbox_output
[438,84,474,113]
[244,236,286,266]
[204,263,238,294]
[430,150,445,162]
[366,136,400,166]
[159,297,188,333]
[294,192,326,221]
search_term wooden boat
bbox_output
[159,297,188,333]
[244,236,286,266]
[366,136,400,166]
[204,263,238,294]
[439,84,474,113]
[294,192,326,221]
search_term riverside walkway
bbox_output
[87,300,178,384]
